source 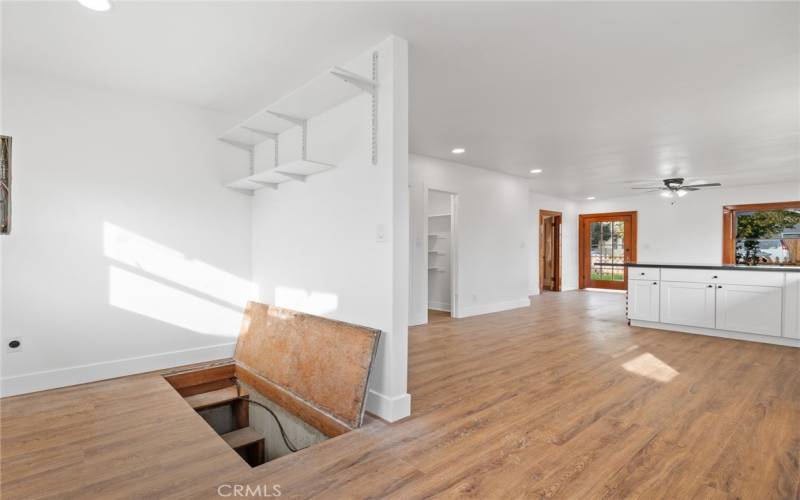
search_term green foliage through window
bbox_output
[735,209,800,265]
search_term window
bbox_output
[723,202,800,266]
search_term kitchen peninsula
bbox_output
[626,263,800,347]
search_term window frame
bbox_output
[722,201,800,265]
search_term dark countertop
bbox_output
[626,262,800,273]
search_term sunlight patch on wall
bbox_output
[109,266,241,337]
[275,286,339,316]
[104,222,256,307]
[622,352,679,383]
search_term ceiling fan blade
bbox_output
[631,186,664,190]
[684,183,721,188]
[681,187,700,191]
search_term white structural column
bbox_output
[367,36,411,421]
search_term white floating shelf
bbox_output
[224,160,336,193]
[220,66,377,145]
[219,57,378,193]
[225,178,265,192]
[428,213,451,218]
[428,267,442,271]
[429,232,449,238]
[275,159,336,177]
[428,251,445,255]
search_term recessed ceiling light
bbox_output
[78,0,111,11]
[529,169,543,174]
[451,148,465,154]
[586,196,596,200]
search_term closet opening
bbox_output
[426,189,457,320]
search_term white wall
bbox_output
[410,154,531,325]
[529,193,580,294]
[0,71,253,396]
[250,37,410,421]
[577,183,800,266]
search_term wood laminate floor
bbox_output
[2,291,798,499]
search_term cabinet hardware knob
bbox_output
[717,285,722,289]
[707,285,713,288]
[653,282,657,285]
[712,275,718,279]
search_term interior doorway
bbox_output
[426,189,457,319]
[579,211,637,290]
[539,210,562,292]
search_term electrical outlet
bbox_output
[6,337,22,353]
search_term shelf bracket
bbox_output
[266,111,306,127]
[330,66,377,93]
[330,54,378,165]
[370,52,378,165]
[252,181,279,190]
[279,173,307,183]
[242,127,278,140]
[267,111,308,161]
[219,138,255,152]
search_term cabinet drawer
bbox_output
[714,270,784,287]
[660,268,784,287]
[628,267,660,281]
[661,268,716,283]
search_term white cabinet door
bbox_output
[715,284,782,337]
[628,280,660,321]
[784,273,800,339]
[660,281,715,328]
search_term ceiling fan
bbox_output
[632,177,721,198]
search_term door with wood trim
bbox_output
[539,210,562,292]
[579,212,637,290]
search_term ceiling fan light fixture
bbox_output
[676,189,689,197]
[661,191,674,198]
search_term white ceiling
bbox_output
[3,1,799,199]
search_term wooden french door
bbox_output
[579,212,637,290]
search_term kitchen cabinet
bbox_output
[715,284,782,337]
[628,279,660,322]
[785,273,800,339]
[627,264,799,347]
[659,281,716,328]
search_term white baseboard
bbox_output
[428,301,451,312]
[409,314,427,327]
[458,297,531,318]
[630,320,800,348]
[366,389,411,422]
[0,342,237,398]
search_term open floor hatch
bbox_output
[162,301,381,467]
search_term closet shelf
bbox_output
[429,232,449,238]
[428,213,451,218]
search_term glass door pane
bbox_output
[583,214,633,290]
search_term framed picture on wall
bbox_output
[0,135,10,235]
